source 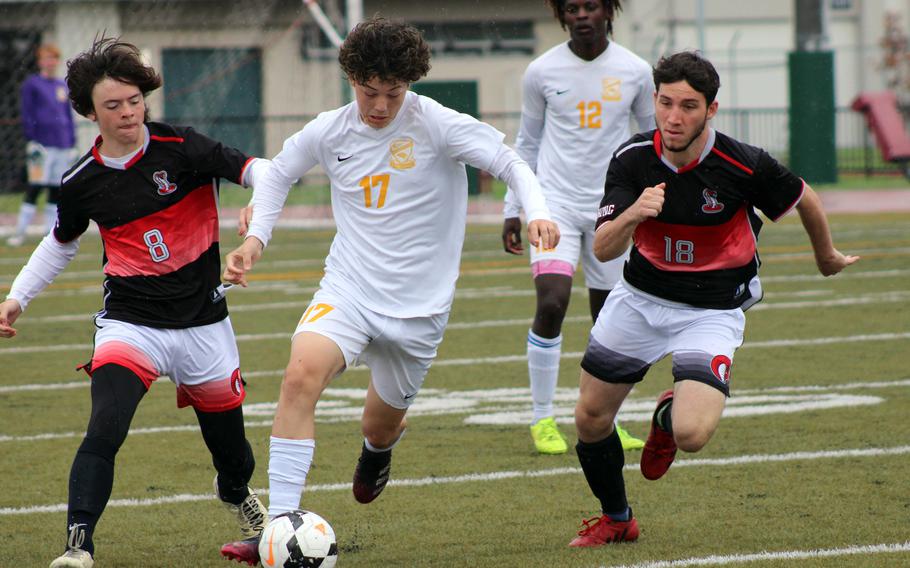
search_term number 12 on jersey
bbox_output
[358,174,390,208]
[577,101,602,129]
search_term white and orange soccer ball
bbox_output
[258,510,338,568]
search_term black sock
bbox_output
[197,406,255,504]
[576,428,629,517]
[65,365,146,556]
[66,437,118,555]
[64,515,96,556]
[655,398,673,432]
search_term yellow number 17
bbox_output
[358,173,391,208]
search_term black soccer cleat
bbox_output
[352,442,392,504]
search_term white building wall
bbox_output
[7,0,910,154]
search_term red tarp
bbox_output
[851,91,910,162]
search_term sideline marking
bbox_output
[1,445,907,516]
[605,541,910,568]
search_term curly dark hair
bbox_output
[653,51,721,105]
[546,0,623,35]
[338,17,431,85]
[66,36,162,118]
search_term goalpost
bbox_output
[303,0,363,46]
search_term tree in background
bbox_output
[881,11,910,103]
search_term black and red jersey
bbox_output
[55,122,254,328]
[596,128,804,309]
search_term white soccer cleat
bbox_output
[5,235,25,247]
[49,548,94,568]
[213,475,268,538]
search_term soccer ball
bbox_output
[258,510,338,568]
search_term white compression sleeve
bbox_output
[488,144,550,222]
[7,233,79,311]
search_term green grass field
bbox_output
[1,213,908,567]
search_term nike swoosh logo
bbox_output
[556,89,570,95]
[265,526,276,566]
[337,155,353,162]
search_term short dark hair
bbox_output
[338,17,431,85]
[66,36,162,118]
[546,0,622,35]
[653,51,721,105]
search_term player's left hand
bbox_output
[223,237,264,287]
[816,249,860,276]
[527,219,560,251]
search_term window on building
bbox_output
[299,24,337,61]
[299,20,535,60]
[416,21,535,56]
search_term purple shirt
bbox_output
[20,73,76,149]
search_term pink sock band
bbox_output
[532,259,575,278]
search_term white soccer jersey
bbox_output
[247,91,549,318]
[509,41,654,214]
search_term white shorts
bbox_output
[528,202,628,290]
[294,289,449,410]
[26,141,76,186]
[580,281,745,395]
[89,316,245,412]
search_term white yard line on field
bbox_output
[1,266,908,300]
[1,445,907,517]
[2,377,909,442]
[603,541,910,568]
[2,289,909,354]
[10,288,907,327]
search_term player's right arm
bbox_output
[0,234,81,338]
[503,66,546,255]
[593,154,665,262]
[223,123,321,285]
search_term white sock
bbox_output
[14,203,36,237]
[527,329,562,424]
[44,203,58,234]
[364,428,406,453]
[267,437,315,519]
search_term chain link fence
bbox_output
[1,0,907,196]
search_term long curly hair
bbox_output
[338,17,431,85]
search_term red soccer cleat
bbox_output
[220,536,260,565]
[640,389,677,480]
[568,514,639,547]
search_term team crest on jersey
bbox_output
[710,355,732,384]
[602,77,622,101]
[389,137,416,170]
[153,170,178,195]
[701,188,724,213]
[56,85,68,103]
